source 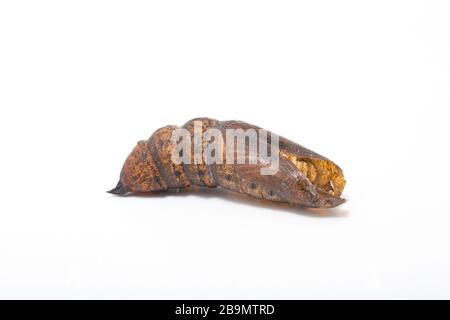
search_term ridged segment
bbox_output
[181,118,219,188]
[148,125,191,189]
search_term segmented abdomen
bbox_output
[132,118,220,191]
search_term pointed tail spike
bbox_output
[107,181,129,195]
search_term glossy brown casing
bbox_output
[109,118,346,208]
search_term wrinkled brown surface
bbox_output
[109,117,346,208]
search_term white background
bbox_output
[0,1,449,299]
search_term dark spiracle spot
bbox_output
[225,174,232,181]
[154,176,161,184]
[174,170,181,177]
[268,190,274,197]
[250,182,257,190]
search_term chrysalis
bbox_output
[108,118,346,208]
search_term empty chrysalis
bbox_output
[109,118,346,209]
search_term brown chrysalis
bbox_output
[109,118,346,208]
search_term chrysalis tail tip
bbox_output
[107,181,129,195]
